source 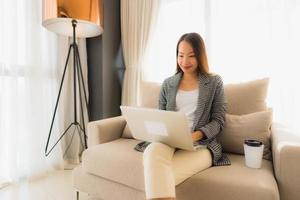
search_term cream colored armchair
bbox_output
[73,79,300,200]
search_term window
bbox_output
[143,0,300,132]
[0,0,63,185]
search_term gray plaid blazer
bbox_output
[159,72,231,166]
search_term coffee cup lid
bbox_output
[244,139,263,147]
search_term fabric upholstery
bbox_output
[176,154,279,200]
[88,116,125,147]
[83,138,212,191]
[77,150,279,200]
[219,110,273,160]
[224,78,269,115]
[271,122,300,200]
[140,81,161,108]
[82,138,144,191]
[122,124,133,139]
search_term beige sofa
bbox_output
[73,79,300,200]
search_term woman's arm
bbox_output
[199,76,226,141]
[158,80,167,110]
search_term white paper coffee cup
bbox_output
[244,140,264,169]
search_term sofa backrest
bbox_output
[122,77,272,160]
[140,82,161,108]
[139,78,269,114]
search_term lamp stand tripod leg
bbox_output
[75,45,90,119]
[76,191,79,200]
[74,44,89,148]
[45,45,72,156]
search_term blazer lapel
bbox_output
[192,73,210,129]
[168,72,182,111]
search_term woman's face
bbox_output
[177,41,198,75]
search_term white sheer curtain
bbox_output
[143,0,207,82]
[121,0,160,106]
[0,0,65,186]
[143,0,300,134]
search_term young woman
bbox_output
[139,32,230,200]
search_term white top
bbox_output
[175,89,199,131]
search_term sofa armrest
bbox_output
[87,116,126,147]
[271,122,300,200]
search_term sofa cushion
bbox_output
[224,78,269,115]
[82,138,145,191]
[82,138,211,191]
[176,154,279,200]
[219,110,273,160]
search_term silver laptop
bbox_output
[120,106,206,151]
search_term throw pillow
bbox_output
[219,109,273,160]
[224,78,269,115]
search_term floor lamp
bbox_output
[42,0,103,156]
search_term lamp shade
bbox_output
[42,0,103,38]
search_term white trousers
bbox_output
[143,142,212,199]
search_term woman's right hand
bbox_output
[191,130,204,142]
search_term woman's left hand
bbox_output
[191,130,204,142]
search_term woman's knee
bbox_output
[143,142,174,165]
